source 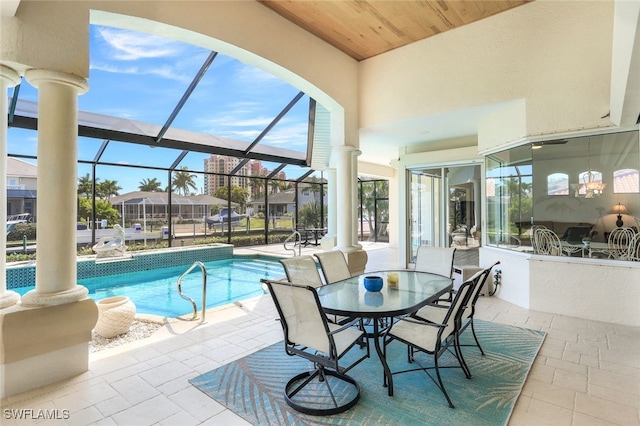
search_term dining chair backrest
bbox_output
[414,246,456,278]
[265,280,333,355]
[628,232,640,261]
[608,227,636,260]
[533,227,563,256]
[440,278,474,341]
[460,262,499,321]
[314,250,352,284]
[279,256,324,288]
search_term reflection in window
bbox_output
[547,173,568,195]
[613,169,639,193]
[578,170,604,196]
[485,129,640,261]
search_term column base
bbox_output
[0,298,98,398]
[320,234,336,250]
[345,250,369,276]
[0,291,20,309]
[20,285,89,307]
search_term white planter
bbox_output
[94,296,136,338]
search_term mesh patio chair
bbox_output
[314,250,352,284]
[280,255,351,324]
[413,261,499,378]
[382,277,475,408]
[263,279,369,415]
[280,256,324,287]
[414,246,456,302]
[605,227,636,260]
[414,246,456,277]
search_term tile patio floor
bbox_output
[1,243,639,425]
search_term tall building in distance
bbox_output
[203,155,285,198]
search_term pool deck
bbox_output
[2,242,639,425]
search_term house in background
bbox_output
[6,157,37,219]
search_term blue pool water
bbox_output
[15,256,285,317]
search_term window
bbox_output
[613,168,640,193]
[547,173,568,195]
[485,129,639,259]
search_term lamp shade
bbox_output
[611,203,629,215]
[612,203,629,227]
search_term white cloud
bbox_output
[96,27,183,61]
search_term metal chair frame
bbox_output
[264,279,369,416]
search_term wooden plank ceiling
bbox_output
[258,0,532,61]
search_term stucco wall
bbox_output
[480,246,640,327]
[359,0,614,148]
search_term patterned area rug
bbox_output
[190,320,545,425]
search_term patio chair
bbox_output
[263,279,369,415]
[414,246,456,301]
[279,256,324,287]
[413,261,499,378]
[314,250,352,284]
[605,227,636,260]
[414,245,456,277]
[382,277,475,408]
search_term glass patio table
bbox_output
[316,270,452,396]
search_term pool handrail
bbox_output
[177,261,207,323]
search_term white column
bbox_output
[351,149,362,249]
[0,65,21,309]
[335,145,358,252]
[21,70,89,306]
[320,168,337,249]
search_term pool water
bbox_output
[17,256,285,317]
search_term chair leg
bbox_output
[470,319,485,355]
[433,355,455,409]
[454,332,472,379]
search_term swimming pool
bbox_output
[14,255,285,317]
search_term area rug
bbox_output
[190,320,545,426]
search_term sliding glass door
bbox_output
[409,164,481,262]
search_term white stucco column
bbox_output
[351,149,362,249]
[0,65,22,309]
[335,145,359,252]
[320,168,337,249]
[21,69,88,306]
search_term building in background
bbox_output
[6,158,37,219]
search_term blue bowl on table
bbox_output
[363,276,383,292]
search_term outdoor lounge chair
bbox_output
[263,279,369,415]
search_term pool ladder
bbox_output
[177,261,207,323]
[283,230,302,257]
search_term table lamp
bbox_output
[611,203,629,227]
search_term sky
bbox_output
[8,24,314,194]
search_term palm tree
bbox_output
[98,179,121,200]
[77,173,93,198]
[139,177,162,192]
[172,167,197,195]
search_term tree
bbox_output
[172,167,197,195]
[77,196,120,225]
[97,179,121,200]
[78,173,93,198]
[213,185,248,210]
[139,177,162,192]
[298,200,321,228]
